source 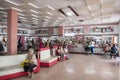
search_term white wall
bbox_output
[64,25,119,36]
[53,28,59,35]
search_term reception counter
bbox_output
[68,44,104,54]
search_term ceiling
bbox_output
[0,0,120,28]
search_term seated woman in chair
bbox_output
[56,45,64,61]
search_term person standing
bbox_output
[17,36,22,54]
[90,40,95,55]
[110,44,117,59]
[49,40,53,56]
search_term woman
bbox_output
[56,45,64,61]
[23,48,37,78]
[62,45,70,59]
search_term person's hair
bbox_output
[113,44,115,47]
[29,48,34,54]
[57,45,60,49]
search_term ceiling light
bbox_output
[5,0,22,6]
[21,19,27,22]
[19,16,26,19]
[0,11,7,14]
[31,14,38,18]
[44,19,49,21]
[3,15,7,17]
[18,13,25,16]
[45,16,50,19]
[33,20,38,22]
[0,7,4,10]
[66,12,73,16]
[32,18,38,20]
[11,7,22,12]
[59,6,79,17]
[47,5,55,10]
[30,10,39,14]
[46,12,53,15]
[28,3,39,8]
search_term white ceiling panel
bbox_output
[0,0,119,28]
[85,0,101,5]
[88,4,100,11]
[102,2,115,9]
[101,0,116,4]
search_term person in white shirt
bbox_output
[90,40,95,55]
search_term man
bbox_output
[90,40,95,55]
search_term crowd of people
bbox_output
[0,36,119,60]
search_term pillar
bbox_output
[49,27,53,35]
[118,22,120,51]
[7,9,18,55]
[59,26,64,36]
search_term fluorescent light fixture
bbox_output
[11,7,22,12]
[47,5,55,10]
[18,13,25,16]
[31,14,38,18]
[21,19,27,22]
[33,20,38,22]
[44,19,49,21]
[19,16,26,19]
[5,0,21,6]
[74,22,77,23]
[62,8,74,16]
[28,3,39,8]
[0,7,4,10]
[66,12,73,16]
[30,10,39,14]
[3,15,7,17]
[46,12,53,15]
[32,18,38,20]
[0,11,7,14]
[45,16,50,19]
[59,6,79,17]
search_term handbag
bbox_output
[20,59,29,67]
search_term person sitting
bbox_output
[23,48,37,78]
[56,45,64,61]
[110,44,117,59]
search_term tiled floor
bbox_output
[12,54,120,80]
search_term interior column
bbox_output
[7,9,18,55]
[59,26,64,36]
[118,22,120,53]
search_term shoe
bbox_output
[31,74,34,78]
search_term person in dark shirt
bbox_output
[110,44,117,59]
[17,36,22,54]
